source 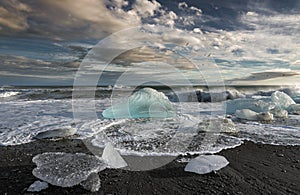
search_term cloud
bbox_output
[0,0,31,31]
[0,0,182,39]
[0,0,139,39]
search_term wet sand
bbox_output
[0,139,299,194]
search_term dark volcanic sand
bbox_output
[0,139,299,194]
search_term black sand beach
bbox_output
[0,139,299,194]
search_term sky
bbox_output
[0,0,299,86]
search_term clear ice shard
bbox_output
[80,173,101,192]
[184,155,229,174]
[34,127,77,139]
[102,142,128,168]
[32,152,107,188]
[271,91,295,109]
[27,180,49,192]
[102,88,176,119]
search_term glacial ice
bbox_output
[288,104,300,114]
[235,109,273,121]
[270,109,288,119]
[34,126,77,139]
[226,98,275,114]
[184,155,229,174]
[80,172,101,192]
[102,88,176,119]
[27,180,49,192]
[271,91,295,109]
[235,109,260,121]
[226,89,245,100]
[198,118,238,134]
[32,152,107,188]
[102,142,128,168]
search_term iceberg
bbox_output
[102,142,128,168]
[271,91,295,109]
[32,152,107,188]
[270,109,288,119]
[27,180,49,192]
[102,88,176,119]
[226,98,275,114]
[287,104,300,114]
[226,89,245,100]
[235,109,259,121]
[235,109,273,121]
[184,155,229,174]
[80,173,101,192]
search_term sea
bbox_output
[1,85,300,156]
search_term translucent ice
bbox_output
[27,180,48,192]
[102,88,175,119]
[32,152,107,188]
[184,155,229,174]
[102,142,127,168]
[34,127,77,139]
[80,173,101,192]
[271,91,295,109]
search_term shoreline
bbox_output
[0,139,299,194]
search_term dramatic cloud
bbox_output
[0,0,31,31]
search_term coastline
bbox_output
[0,139,299,194]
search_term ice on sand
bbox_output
[32,152,107,188]
[80,173,101,192]
[102,142,127,168]
[271,91,295,109]
[27,180,48,192]
[184,155,229,174]
[34,126,77,139]
[102,88,175,119]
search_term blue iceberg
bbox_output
[102,88,176,119]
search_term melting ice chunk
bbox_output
[270,109,288,119]
[235,109,273,121]
[102,88,175,119]
[271,91,295,109]
[32,152,107,188]
[80,173,101,192]
[184,155,229,174]
[198,118,238,134]
[226,98,275,114]
[235,109,259,121]
[34,127,77,139]
[27,180,49,192]
[288,104,300,114]
[102,142,127,168]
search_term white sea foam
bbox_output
[0,91,19,98]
